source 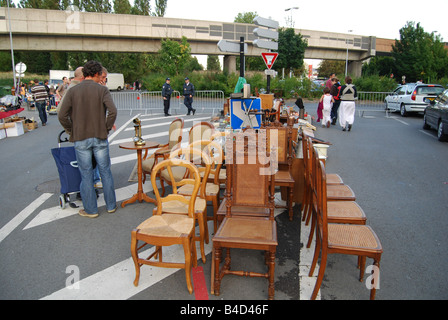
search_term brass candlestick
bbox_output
[133,118,145,146]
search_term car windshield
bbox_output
[417,86,444,95]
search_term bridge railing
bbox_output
[110,90,225,115]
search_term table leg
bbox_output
[121,149,157,207]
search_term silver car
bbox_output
[385,83,444,117]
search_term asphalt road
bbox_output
[0,103,447,303]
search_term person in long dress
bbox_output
[319,87,334,128]
[338,76,357,132]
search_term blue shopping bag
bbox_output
[51,146,82,195]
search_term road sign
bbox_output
[253,28,278,40]
[261,52,278,69]
[254,39,278,51]
[217,40,248,53]
[265,69,277,77]
[254,16,279,29]
[230,98,262,130]
[15,62,26,74]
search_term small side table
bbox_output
[119,140,159,207]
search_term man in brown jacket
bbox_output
[58,61,117,218]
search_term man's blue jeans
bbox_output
[35,101,47,125]
[74,138,116,214]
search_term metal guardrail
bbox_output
[110,90,225,115]
[111,90,389,117]
[356,91,393,117]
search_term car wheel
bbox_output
[423,113,430,130]
[400,104,407,117]
[437,121,447,142]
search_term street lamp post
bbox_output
[345,30,353,78]
[284,7,299,28]
[6,0,17,93]
[284,7,299,78]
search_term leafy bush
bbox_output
[353,75,397,92]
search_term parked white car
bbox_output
[385,83,444,116]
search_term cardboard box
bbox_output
[5,120,24,137]
[25,121,38,131]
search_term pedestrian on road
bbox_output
[58,60,118,218]
[31,79,49,126]
[56,76,69,101]
[338,76,357,132]
[319,87,334,128]
[326,73,335,89]
[57,66,84,112]
[183,77,196,115]
[330,77,341,125]
[162,77,173,116]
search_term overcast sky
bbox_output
[161,0,448,41]
[162,0,448,67]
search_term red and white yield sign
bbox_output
[261,52,278,69]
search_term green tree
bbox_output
[158,37,192,76]
[392,21,448,83]
[153,0,167,17]
[275,28,308,76]
[132,0,150,15]
[234,12,258,23]
[18,0,59,9]
[113,0,132,14]
[318,60,345,78]
[362,56,396,77]
[83,0,112,13]
[0,0,15,7]
[207,55,220,71]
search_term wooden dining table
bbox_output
[119,140,159,207]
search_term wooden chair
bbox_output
[261,121,295,221]
[189,121,215,144]
[301,132,344,222]
[208,131,228,187]
[309,160,382,300]
[142,118,184,185]
[174,140,223,235]
[130,158,201,294]
[303,136,356,226]
[167,145,214,262]
[306,141,361,247]
[263,99,282,124]
[212,138,278,300]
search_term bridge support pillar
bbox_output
[223,55,237,74]
[348,61,363,78]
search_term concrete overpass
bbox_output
[0,7,390,76]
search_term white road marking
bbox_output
[110,128,190,146]
[0,193,52,244]
[419,130,437,139]
[125,116,211,132]
[108,114,141,142]
[389,116,409,126]
[40,223,213,300]
[299,221,320,300]
[23,183,155,230]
